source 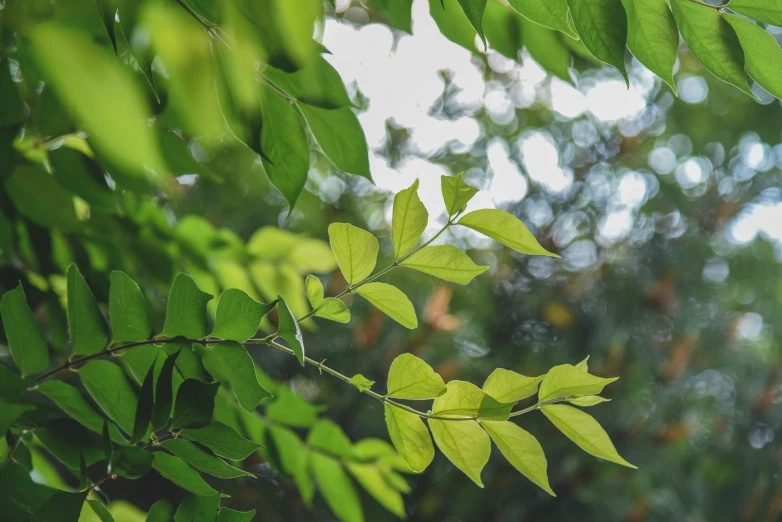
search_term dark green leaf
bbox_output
[0,58,23,126]
[212,290,275,342]
[94,0,118,54]
[49,148,117,213]
[109,271,151,343]
[508,0,578,39]
[152,453,218,496]
[132,360,156,443]
[174,494,220,522]
[671,0,754,97]
[31,491,87,522]
[264,57,352,109]
[299,104,371,179]
[216,508,256,522]
[202,342,272,412]
[152,350,181,432]
[163,274,213,339]
[67,264,108,356]
[567,0,629,83]
[0,399,35,436]
[456,0,488,46]
[1,284,48,376]
[6,165,80,233]
[173,379,219,429]
[260,85,310,210]
[111,446,155,479]
[78,360,137,435]
[180,421,261,461]
[724,13,782,99]
[0,365,28,400]
[36,380,124,442]
[162,439,252,479]
[35,418,103,472]
[277,296,304,366]
[621,0,679,93]
[147,499,174,522]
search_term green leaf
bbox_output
[349,374,375,393]
[482,369,544,403]
[670,0,754,97]
[132,361,156,443]
[432,380,514,420]
[260,86,310,210]
[724,13,782,99]
[0,365,28,400]
[173,494,221,522]
[307,419,353,458]
[508,0,578,39]
[305,275,324,308]
[264,57,351,109]
[575,355,589,372]
[36,380,124,442]
[147,500,174,522]
[173,379,220,429]
[568,395,611,407]
[392,179,429,259]
[31,491,87,522]
[29,23,166,183]
[277,295,305,366]
[203,342,272,412]
[521,17,574,82]
[1,284,48,376]
[266,387,324,427]
[482,421,555,496]
[567,0,629,83]
[163,274,213,339]
[457,209,558,257]
[541,404,636,468]
[620,0,679,93]
[310,453,365,522]
[162,439,252,479]
[67,264,108,356]
[484,0,524,60]
[456,0,488,46]
[152,350,181,432]
[538,364,618,402]
[328,223,380,285]
[5,166,80,233]
[49,148,117,213]
[94,0,117,54]
[111,446,154,479]
[401,245,488,284]
[727,0,782,26]
[347,462,405,518]
[180,421,261,460]
[216,508,256,522]
[430,0,478,51]
[313,297,351,323]
[384,404,434,473]
[78,360,137,435]
[428,418,490,487]
[109,271,151,343]
[267,426,314,505]
[212,289,275,342]
[355,283,417,329]
[88,500,115,522]
[386,353,446,400]
[152,453,219,496]
[0,399,34,436]
[299,104,371,179]
[0,58,23,126]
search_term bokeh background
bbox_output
[4,0,782,521]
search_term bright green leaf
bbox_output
[441,172,479,216]
[575,355,589,372]
[727,0,782,26]
[508,0,578,39]
[724,13,782,99]
[180,421,262,460]
[67,264,108,356]
[299,104,371,179]
[310,453,365,522]
[428,418,490,487]
[328,223,380,285]
[109,271,151,343]
[78,360,137,435]
[457,209,558,257]
[621,0,679,93]
[347,462,405,518]
[401,245,488,284]
[172,379,220,429]
[349,374,375,393]
[305,275,324,308]
[314,298,351,323]
[277,296,304,366]
[538,364,618,402]
[567,0,629,83]
[522,17,573,82]
[568,395,611,406]
[307,419,353,458]
[152,452,219,496]
[541,404,636,468]
[386,353,446,400]
[212,289,275,342]
[384,404,434,473]
[392,179,429,259]
[1,284,48,376]
[202,342,272,412]
[432,380,514,420]
[162,439,252,479]
[482,369,544,403]
[163,274,213,339]
[671,0,754,97]
[482,420,555,496]
[356,283,417,329]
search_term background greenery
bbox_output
[2,0,782,520]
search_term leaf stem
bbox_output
[684,0,725,9]
[508,396,572,417]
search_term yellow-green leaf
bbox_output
[432,380,513,420]
[328,223,379,285]
[541,404,636,468]
[347,462,405,518]
[387,353,446,400]
[538,364,618,402]
[482,420,555,496]
[384,404,434,473]
[277,295,304,366]
[349,374,375,392]
[393,179,429,259]
[313,297,351,323]
[355,283,417,329]
[441,172,479,216]
[568,395,611,407]
[457,209,558,257]
[305,275,324,308]
[401,245,488,284]
[428,418,490,487]
[482,369,544,403]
